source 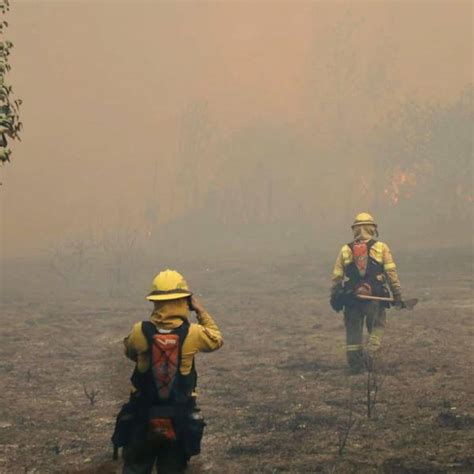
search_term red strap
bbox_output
[352,241,369,277]
[151,334,180,400]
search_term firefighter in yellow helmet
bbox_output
[112,269,223,473]
[330,213,402,373]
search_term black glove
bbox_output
[330,284,345,312]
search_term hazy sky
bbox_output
[0,0,472,257]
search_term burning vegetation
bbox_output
[375,86,473,231]
[384,168,417,206]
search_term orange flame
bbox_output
[456,184,474,203]
[384,169,417,206]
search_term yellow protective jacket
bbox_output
[124,299,223,390]
[331,225,402,296]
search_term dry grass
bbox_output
[0,253,473,473]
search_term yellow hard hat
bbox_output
[351,212,377,228]
[146,269,192,301]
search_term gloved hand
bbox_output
[188,295,206,314]
[330,284,344,312]
[393,293,404,309]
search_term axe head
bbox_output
[401,298,419,310]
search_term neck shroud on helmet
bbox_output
[352,224,378,241]
[351,212,378,241]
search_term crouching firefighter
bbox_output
[112,269,223,473]
[330,213,402,373]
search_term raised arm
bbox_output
[189,296,223,352]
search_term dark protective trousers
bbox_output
[343,300,386,371]
[122,428,187,474]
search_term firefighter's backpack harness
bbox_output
[345,239,390,303]
[112,320,205,460]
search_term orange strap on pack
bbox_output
[151,333,180,400]
[352,241,370,277]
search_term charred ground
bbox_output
[0,250,473,473]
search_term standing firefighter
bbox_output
[113,269,223,473]
[330,213,402,373]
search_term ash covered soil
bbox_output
[1,251,473,473]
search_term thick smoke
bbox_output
[0,1,472,298]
